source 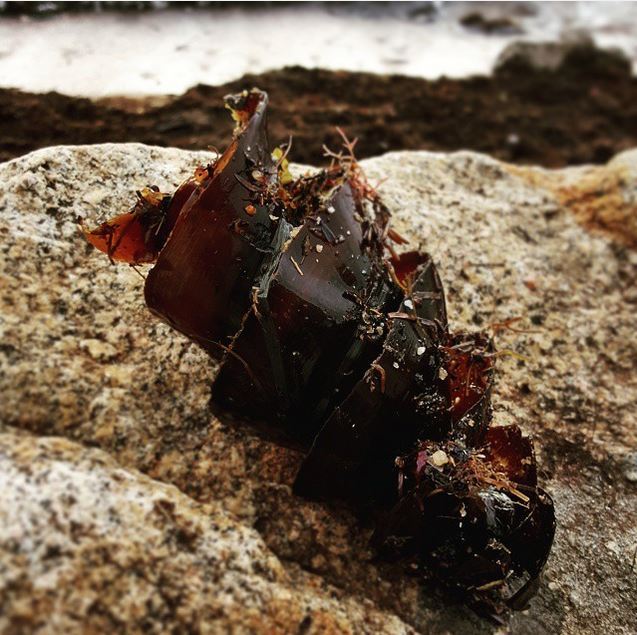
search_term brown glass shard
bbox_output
[83,88,556,623]
[212,180,400,440]
[83,181,198,265]
[144,89,284,356]
[444,332,495,446]
[373,425,555,620]
[293,254,449,504]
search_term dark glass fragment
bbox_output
[144,89,283,356]
[211,180,400,440]
[373,425,555,620]
[444,331,495,447]
[293,254,449,503]
[83,88,556,623]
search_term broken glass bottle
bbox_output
[84,88,555,621]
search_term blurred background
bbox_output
[1,0,636,167]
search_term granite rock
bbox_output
[1,144,636,634]
[0,433,412,634]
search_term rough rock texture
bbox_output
[509,153,637,249]
[1,144,636,634]
[0,433,412,634]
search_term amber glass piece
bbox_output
[83,181,198,265]
[443,332,495,447]
[293,254,450,504]
[144,90,283,356]
[373,425,555,621]
[211,181,400,440]
[389,250,431,288]
[83,88,555,621]
[85,209,160,264]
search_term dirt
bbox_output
[1,44,636,169]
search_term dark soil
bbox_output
[1,47,636,168]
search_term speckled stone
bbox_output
[0,433,413,634]
[1,144,636,634]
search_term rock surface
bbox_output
[1,144,636,634]
[0,433,411,634]
[494,33,632,75]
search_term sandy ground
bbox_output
[0,1,636,97]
